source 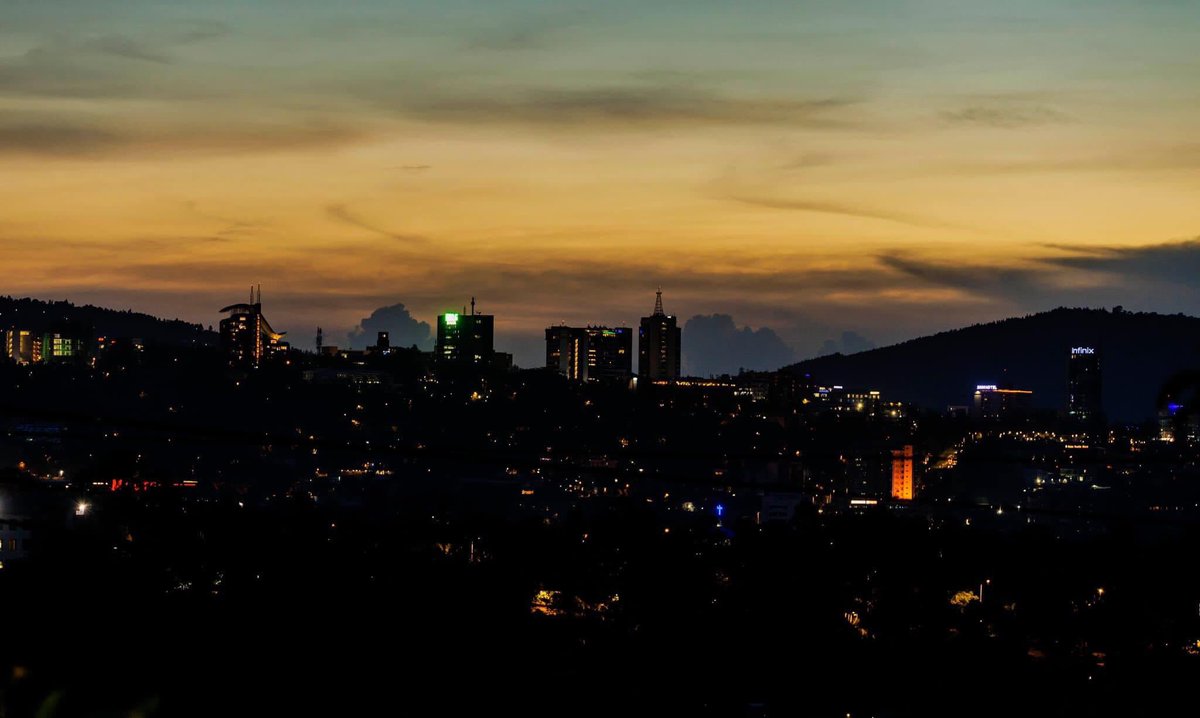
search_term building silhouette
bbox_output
[546,325,632,381]
[638,290,681,380]
[1067,346,1102,425]
[371,331,391,355]
[219,286,288,366]
[436,298,494,368]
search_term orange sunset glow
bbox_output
[3,1,1198,369]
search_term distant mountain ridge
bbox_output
[0,296,215,346]
[787,308,1200,421]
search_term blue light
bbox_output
[715,503,725,517]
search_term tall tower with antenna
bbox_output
[639,289,681,380]
[435,298,495,368]
[219,285,288,366]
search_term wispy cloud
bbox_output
[1042,238,1200,285]
[326,204,427,245]
[941,105,1071,129]
[387,84,857,129]
[953,144,1200,174]
[172,19,232,44]
[877,253,1053,296]
[83,34,174,64]
[728,194,952,229]
[465,11,582,52]
[0,113,371,158]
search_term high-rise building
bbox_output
[638,290,681,380]
[4,329,38,364]
[891,445,914,500]
[219,286,288,366]
[436,300,494,367]
[1067,346,1102,424]
[545,325,632,381]
[40,332,85,363]
[370,331,391,355]
[972,384,1033,419]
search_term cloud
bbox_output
[682,314,795,377]
[83,34,173,64]
[466,12,581,52]
[183,202,267,238]
[874,240,1200,315]
[1043,238,1200,286]
[0,113,370,158]
[728,194,951,228]
[941,105,1071,129]
[818,330,876,357]
[878,240,1200,304]
[387,84,856,129]
[326,205,427,245]
[0,123,119,156]
[346,303,433,350]
[952,145,1200,175]
[173,19,232,44]
[877,253,1051,295]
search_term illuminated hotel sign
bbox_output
[976,384,998,391]
[1071,347,1095,355]
[444,313,459,326]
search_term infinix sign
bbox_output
[1071,347,1096,355]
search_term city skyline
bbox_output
[6,5,1200,714]
[3,1,1199,364]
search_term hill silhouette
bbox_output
[0,296,214,346]
[787,307,1200,422]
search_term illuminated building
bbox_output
[219,286,288,366]
[5,325,87,365]
[436,298,494,367]
[40,332,86,364]
[1158,402,1199,444]
[4,329,38,364]
[891,445,914,500]
[1067,346,1102,424]
[638,290,681,380]
[811,386,905,419]
[972,384,1033,419]
[545,325,632,381]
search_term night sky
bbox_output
[3,1,1198,369]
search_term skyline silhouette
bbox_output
[3,1,1198,359]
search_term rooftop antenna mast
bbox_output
[653,288,665,316]
[471,296,476,316]
[256,284,262,306]
[316,326,323,354]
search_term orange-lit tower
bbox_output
[891,445,914,500]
